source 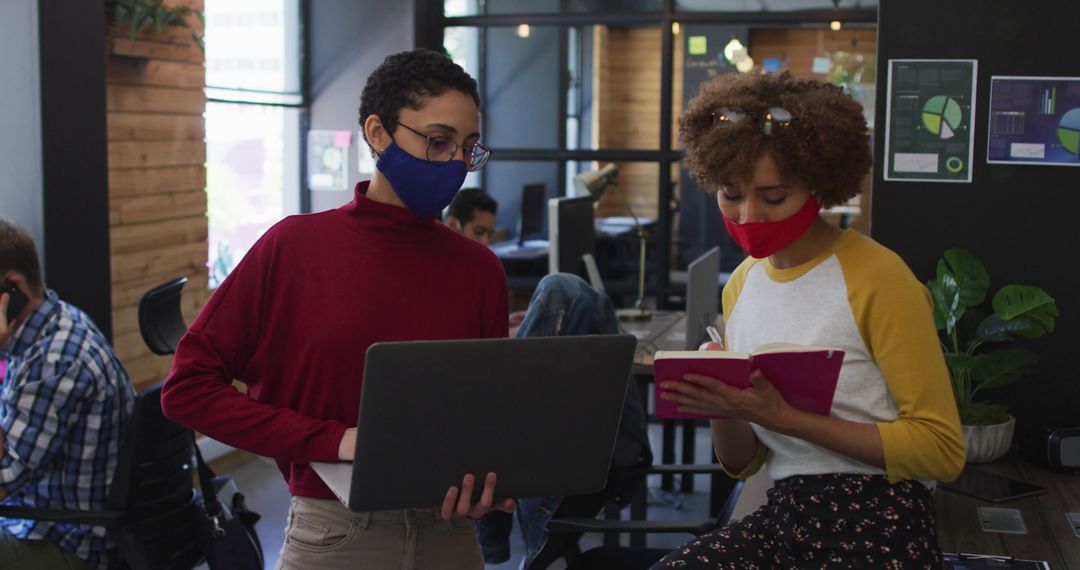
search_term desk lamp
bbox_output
[573,163,652,322]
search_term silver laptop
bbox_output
[312,334,636,513]
[685,247,720,350]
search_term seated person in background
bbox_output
[444,189,534,332]
[652,72,964,569]
[0,219,136,570]
[477,272,651,566]
[444,187,497,245]
[161,49,513,570]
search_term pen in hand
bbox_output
[705,325,725,350]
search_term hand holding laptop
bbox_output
[336,428,515,519]
[338,428,358,460]
[440,472,516,520]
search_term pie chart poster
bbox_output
[884,60,977,183]
[987,76,1080,167]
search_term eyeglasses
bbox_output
[395,122,492,172]
[711,107,794,137]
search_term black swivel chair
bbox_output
[0,385,204,570]
[546,475,744,570]
[138,276,189,356]
[525,464,743,570]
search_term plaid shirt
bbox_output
[0,291,135,570]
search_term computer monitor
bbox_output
[518,183,546,245]
[685,246,720,350]
[548,196,595,276]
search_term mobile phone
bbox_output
[941,468,1046,503]
[977,506,1028,534]
[2,280,29,324]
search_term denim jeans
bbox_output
[477,273,651,566]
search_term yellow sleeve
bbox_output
[841,239,966,483]
[720,256,757,346]
[718,256,768,479]
[718,443,768,479]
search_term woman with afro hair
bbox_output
[652,72,965,569]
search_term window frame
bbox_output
[423,0,876,306]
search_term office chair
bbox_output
[537,475,745,570]
[0,384,204,570]
[138,276,188,356]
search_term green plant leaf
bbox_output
[976,314,1035,342]
[992,285,1058,338]
[971,347,1040,390]
[928,273,963,335]
[940,248,990,308]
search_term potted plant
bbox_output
[926,248,1058,462]
[107,0,204,50]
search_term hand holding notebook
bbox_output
[654,343,844,420]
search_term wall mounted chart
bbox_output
[884,60,977,183]
[987,76,1080,166]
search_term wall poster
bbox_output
[987,76,1080,166]
[884,59,977,182]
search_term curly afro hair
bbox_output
[678,72,871,208]
[359,49,480,154]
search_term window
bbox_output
[436,0,877,299]
[205,0,303,287]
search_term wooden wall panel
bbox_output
[107,85,207,114]
[594,26,663,219]
[110,165,206,197]
[109,113,205,142]
[106,12,209,389]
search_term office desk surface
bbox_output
[935,456,1080,569]
[621,311,685,370]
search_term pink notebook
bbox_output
[653,344,844,420]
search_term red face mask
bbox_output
[723,195,821,259]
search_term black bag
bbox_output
[193,437,265,570]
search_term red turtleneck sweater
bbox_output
[161,182,509,499]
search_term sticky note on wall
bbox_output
[812,56,832,74]
[689,36,707,55]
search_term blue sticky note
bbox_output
[763,58,781,73]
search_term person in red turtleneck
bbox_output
[161,49,513,570]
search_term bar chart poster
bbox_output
[987,76,1080,166]
[884,60,977,182]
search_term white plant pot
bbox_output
[962,415,1016,463]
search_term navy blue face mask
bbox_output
[375,142,467,218]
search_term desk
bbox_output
[935,456,1080,569]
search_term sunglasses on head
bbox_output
[711,107,794,137]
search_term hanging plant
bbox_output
[106,0,205,51]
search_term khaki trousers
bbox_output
[0,529,92,570]
[274,496,484,570]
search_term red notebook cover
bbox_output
[653,347,844,420]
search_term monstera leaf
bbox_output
[944,352,977,379]
[976,314,1037,342]
[971,347,1040,390]
[938,248,990,308]
[992,285,1058,338]
[928,273,962,335]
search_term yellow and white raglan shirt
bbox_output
[722,229,965,485]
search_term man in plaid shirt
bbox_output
[0,220,135,570]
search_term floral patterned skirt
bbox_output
[651,473,942,570]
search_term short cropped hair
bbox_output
[678,72,872,208]
[448,188,498,223]
[359,49,481,155]
[0,218,45,296]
